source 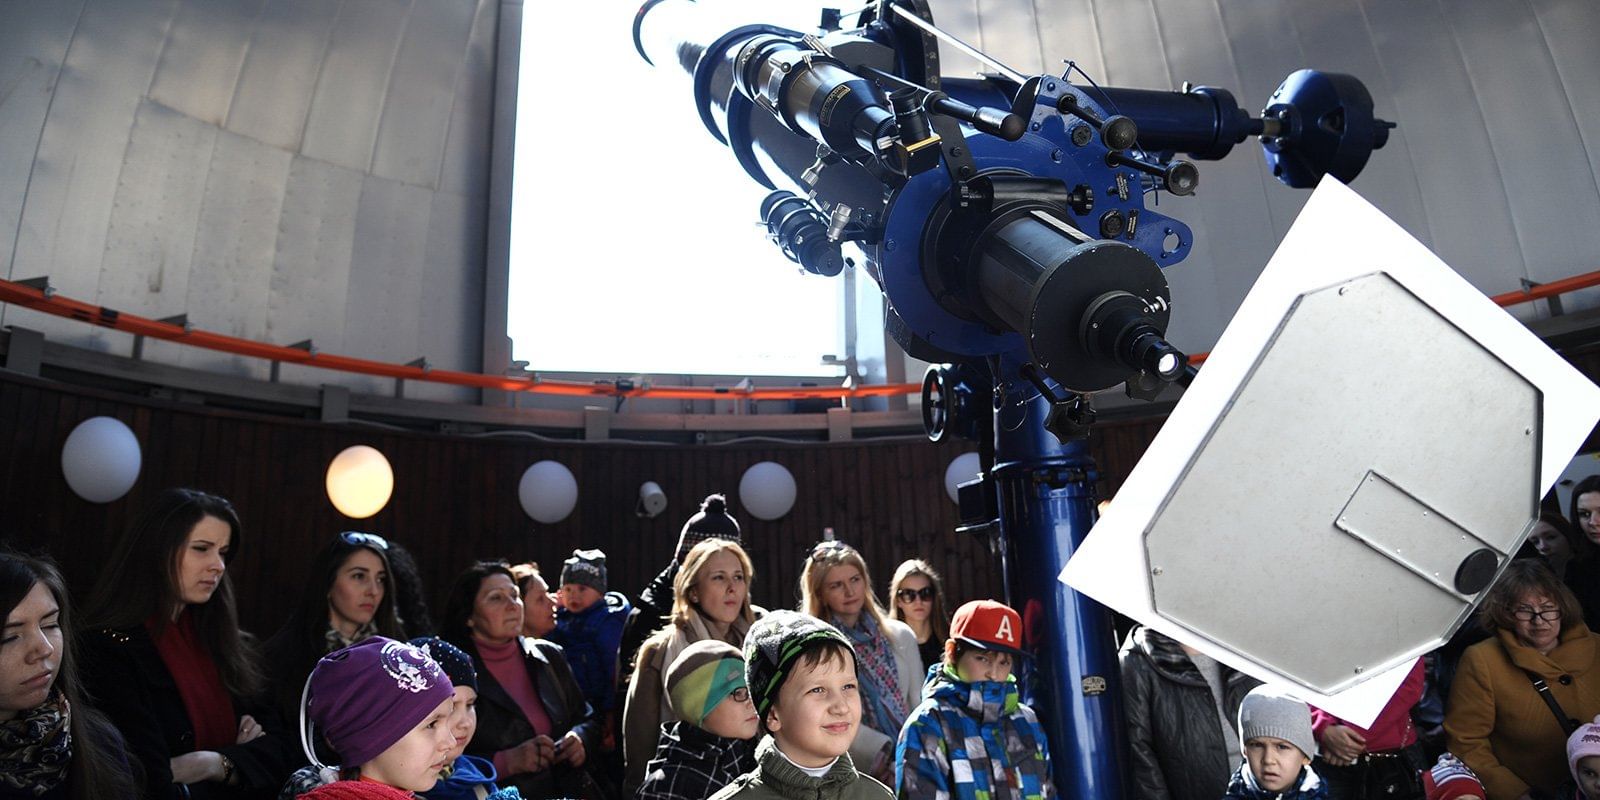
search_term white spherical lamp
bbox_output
[739,461,797,521]
[325,445,394,519]
[944,452,982,503]
[60,416,142,503]
[519,460,578,524]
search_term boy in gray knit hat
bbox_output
[709,610,891,800]
[1222,685,1326,799]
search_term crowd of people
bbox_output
[6,480,1600,800]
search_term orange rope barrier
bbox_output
[4,269,1598,399]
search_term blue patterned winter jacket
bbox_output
[894,664,1054,800]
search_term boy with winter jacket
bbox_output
[1222,686,1326,800]
[636,640,758,800]
[548,549,633,715]
[894,600,1054,800]
[709,610,892,800]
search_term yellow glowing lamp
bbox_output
[325,445,394,519]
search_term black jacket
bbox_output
[1119,626,1259,800]
[636,721,754,800]
[455,636,603,799]
[79,626,295,800]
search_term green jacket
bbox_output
[709,736,893,800]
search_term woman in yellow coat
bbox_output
[1445,559,1600,799]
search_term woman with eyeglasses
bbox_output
[79,488,294,800]
[621,539,761,794]
[1444,558,1600,799]
[887,560,949,674]
[264,531,408,732]
[440,561,601,799]
[798,540,919,785]
[1,550,136,800]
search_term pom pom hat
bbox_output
[676,494,742,563]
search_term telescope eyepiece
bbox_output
[761,191,844,276]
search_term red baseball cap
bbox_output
[950,599,1025,657]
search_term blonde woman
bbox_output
[621,539,760,794]
[888,559,950,674]
[799,540,919,784]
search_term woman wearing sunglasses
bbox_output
[622,538,761,794]
[80,488,294,800]
[1445,558,1600,799]
[264,532,408,733]
[888,560,950,674]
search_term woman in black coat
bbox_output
[79,488,293,800]
[440,561,602,800]
[1119,624,1260,800]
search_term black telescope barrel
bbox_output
[1088,86,1259,160]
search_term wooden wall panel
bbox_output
[10,361,1595,640]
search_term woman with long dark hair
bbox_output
[264,532,406,726]
[1572,475,1600,547]
[887,559,950,673]
[1528,512,1600,626]
[440,561,601,799]
[80,488,292,800]
[1,549,136,800]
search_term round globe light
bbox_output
[325,445,394,519]
[519,460,578,523]
[944,451,982,503]
[739,461,797,521]
[61,416,142,503]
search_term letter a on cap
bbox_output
[995,615,1015,643]
[951,599,1025,656]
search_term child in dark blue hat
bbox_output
[410,637,521,800]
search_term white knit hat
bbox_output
[1237,685,1318,759]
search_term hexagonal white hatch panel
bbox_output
[1144,271,1538,694]
[1062,179,1600,725]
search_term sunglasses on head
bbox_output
[896,587,936,603]
[339,531,389,550]
[809,540,849,560]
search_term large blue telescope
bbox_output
[634,2,1393,796]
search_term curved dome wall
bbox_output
[4,0,1597,410]
[0,0,509,401]
[930,0,1600,351]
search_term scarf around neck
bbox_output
[0,690,72,796]
[656,607,752,709]
[834,614,908,736]
[326,619,379,653]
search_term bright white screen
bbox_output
[507,2,841,377]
